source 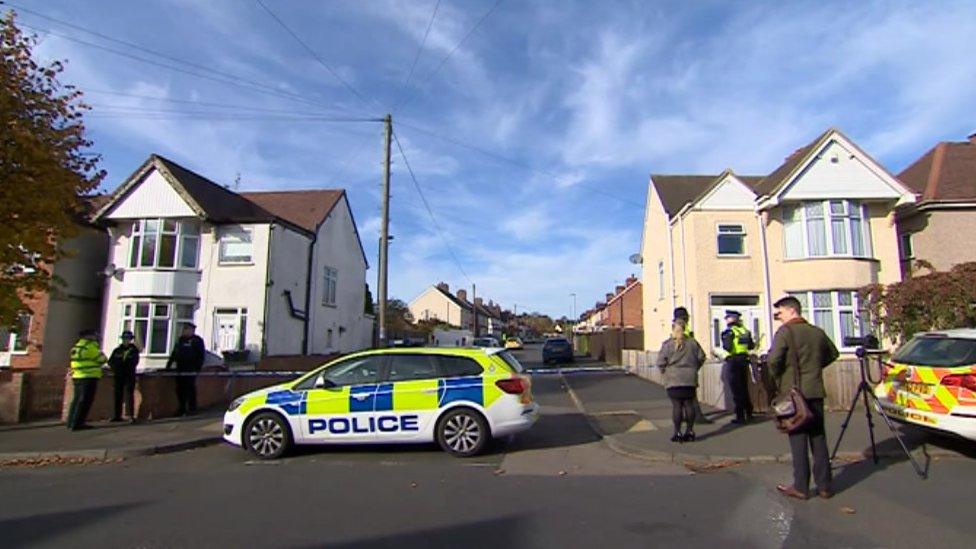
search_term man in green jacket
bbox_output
[67,329,108,431]
[767,296,839,501]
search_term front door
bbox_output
[300,355,386,443]
[709,296,764,352]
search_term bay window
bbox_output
[782,200,873,259]
[121,301,195,356]
[129,219,200,269]
[788,290,868,349]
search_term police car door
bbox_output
[372,354,442,442]
[300,355,386,443]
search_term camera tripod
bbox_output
[830,348,927,479]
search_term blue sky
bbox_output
[11,0,976,318]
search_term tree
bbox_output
[1,11,105,326]
[859,261,976,344]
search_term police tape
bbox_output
[135,365,624,377]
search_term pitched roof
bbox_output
[430,285,502,319]
[651,174,763,219]
[241,190,344,233]
[153,155,278,224]
[898,140,976,202]
[751,128,833,197]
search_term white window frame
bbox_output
[0,313,32,354]
[716,223,747,256]
[129,219,200,270]
[218,226,254,265]
[121,301,195,357]
[787,290,867,351]
[657,261,665,300]
[323,266,338,306]
[782,200,874,260]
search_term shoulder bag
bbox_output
[771,326,814,434]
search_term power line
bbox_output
[83,89,350,116]
[390,0,441,113]
[395,119,645,209]
[396,0,503,113]
[392,130,472,284]
[254,0,377,110]
[85,103,381,121]
[7,4,339,111]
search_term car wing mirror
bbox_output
[314,376,336,389]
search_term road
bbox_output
[1,344,973,548]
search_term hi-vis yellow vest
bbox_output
[70,339,107,379]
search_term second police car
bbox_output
[224,347,539,459]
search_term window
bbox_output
[389,354,440,381]
[437,356,484,378]
[787,290,868,349]
[121,301,195,356]
[129,219,200,269]
[321,356,384,387]
[900,233,914,261]
[782,201,873,259]
[323,266,338,306]
[717,224,746,255]
[0,313,32,353]
[219,227,253,264]
[657,261,665,300]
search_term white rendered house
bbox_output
[92,155,373,369]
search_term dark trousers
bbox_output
[113,368,136,419]
[788,398,831,494]
[725,354,753,419]
[67,378,99,429]
[175,373,197,414]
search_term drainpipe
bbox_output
[667,220,676,312]
[303,228,317,355]
[756,208,774,350]
[262,223,274,359]
[679,213,689,318]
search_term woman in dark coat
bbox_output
[657,318,707,442]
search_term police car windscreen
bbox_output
[892,336,976,367]
[498,351,524,373]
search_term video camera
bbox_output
[842,334,882,358]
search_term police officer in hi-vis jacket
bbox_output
[721,310,755,424]
[67,329,108,431]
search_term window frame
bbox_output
[128,219,200,270]
[0,313,32,354]
[218,226,254,265]
[900,232,914,262]
[716,223,747,256]
[295,355,388,390]
[323,265,338,306]
[781,200,874,260]
[121,300,195,357]
[787,290,868,351]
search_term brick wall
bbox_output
[21,371,67,420]
[0,371,25,423]
[603,282,642,328]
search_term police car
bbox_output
[224,347,539,459]
[875,329,976,441]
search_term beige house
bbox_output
[408,282,502,336]
[640,128,916,355]
[895,133,976,277]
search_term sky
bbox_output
[8,0,976,319]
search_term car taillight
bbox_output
[496,377,526,394]
[941,374,976,392]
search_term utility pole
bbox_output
[472,283,478,337]
[377,114,392,346]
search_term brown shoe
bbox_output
[818,490,833,499]
[776,484,808,500]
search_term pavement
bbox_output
[0,412,223,462]
[560,367,976,467]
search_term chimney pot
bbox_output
[436,282,449,292]
[457,289,468,302]
[475,297,483,306]
[605,293,614,302]
[968,131,976,144]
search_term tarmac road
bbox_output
[1,344,973,548]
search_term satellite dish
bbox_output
[628,253,642,265]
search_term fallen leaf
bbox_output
[493,469,505,476]
[410,482,418,488]
[557,470,567,476]
[841,507,857,515]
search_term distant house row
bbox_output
[1,154,372,422]
[636,129,976,354]
[408,282,504,337]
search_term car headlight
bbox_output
[228,396,245,412]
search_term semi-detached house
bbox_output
[92,154,372,368]
[640,128,916,355]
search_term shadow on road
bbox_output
[0,502,149,548]
[294,515,525,548]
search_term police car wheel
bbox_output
[244,412,292,459]
[436,408,489,457]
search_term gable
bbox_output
[106,168,197,219]
[697,175,757,210]
[759,131,915,208]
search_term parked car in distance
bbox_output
[875,329,976,441]
[390,337,425,347]
[472,336,501,348]
[542,337,574,364]
[505,337,524,350]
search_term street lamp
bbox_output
[569,293,577,333]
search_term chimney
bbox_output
[969,131,976,144]
[615,285,625,295]
[475,297,483,307]
[605,293,614,302]
[625,275,638,286]
[457,289,467,302]
[436,282,449,293]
